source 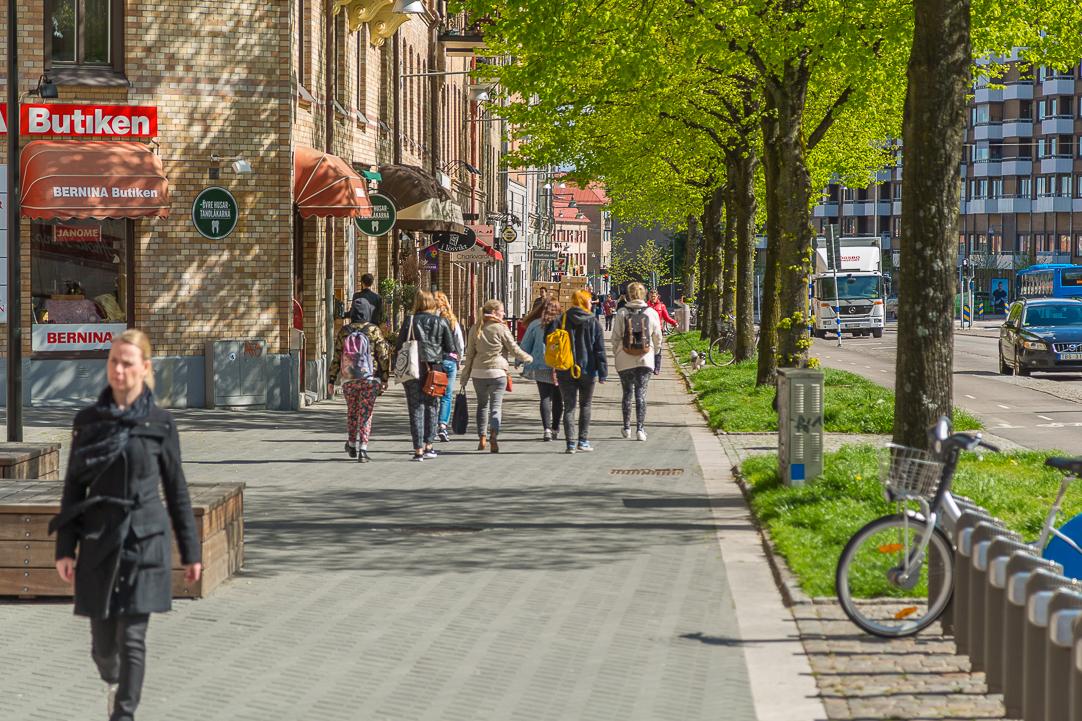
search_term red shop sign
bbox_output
[54,225,102,242]
[0,103,157,137]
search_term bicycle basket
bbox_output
[878,443,944,499]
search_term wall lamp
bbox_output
[442,158,481,176]
[210,153,254,179]
[33,74,57,99]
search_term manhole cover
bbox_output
[384,526,487,536]
[609,468,685,476]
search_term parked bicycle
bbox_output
[707,317,760,366]
[835,417,1082,637]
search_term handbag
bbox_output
[422,367,449,397]
[505,374,513,393]
[452,392,469,435]
[393,316,421,383]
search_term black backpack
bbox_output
[622,308,651,356]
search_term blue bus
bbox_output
[1016,264,1082,299]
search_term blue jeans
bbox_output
[438,359,458,426]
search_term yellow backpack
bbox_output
[544,312,580,378]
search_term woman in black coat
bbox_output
[51,329,201,721]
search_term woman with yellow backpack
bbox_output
[544,290,607,453]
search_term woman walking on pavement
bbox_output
[397,290,456,462]
[50,329,201,721]
[646,289,677,375]
[460,299,532,453]
[548,289,607,454]
[612,282,663,441]
[434,291,465,442]
[602,295,617,331]
[519,297,563,441]
[329,308,392,462]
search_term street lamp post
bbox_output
[6,0,22,441]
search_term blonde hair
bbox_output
[434,291,458,330]
[570,289,592,312]
[627,282,647,301]
[412,290,438,313]
[114,328,155,390]
[474,299,504,340]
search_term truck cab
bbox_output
[811,237,886,339]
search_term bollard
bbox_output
[984,541,1037,693]
[1021,570,1074,721]
[967,524,1021,672]
[1044,588,1082,721]
[1006,565,1065,718]
[954,514,1003,650]
[1069,616,1082,721]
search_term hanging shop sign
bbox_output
[192,187,239,239]
[501,226,518,244]
[532,249,559,261]
[355,193,396,236]
[0,103,158,137]
[452,246,494,264]
[420,244,439,271]
[434,226,476,253]
[32,323,128,352]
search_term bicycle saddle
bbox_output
[1045,457,1082,475]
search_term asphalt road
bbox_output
[813,323,1082,452]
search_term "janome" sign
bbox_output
[32,323,128,352]
[0,104,157,138]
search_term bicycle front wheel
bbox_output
[708,335,736,366]
[835,513,954,638]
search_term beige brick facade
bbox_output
[0,1,506,407]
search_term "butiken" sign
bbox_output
[0,104,157,137]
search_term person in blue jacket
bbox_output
[545,290,608,453]
[519,298,564,441]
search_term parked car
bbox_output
[999,298,1082,376]
[885,295,898,320]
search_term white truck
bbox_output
[811,236,886,339]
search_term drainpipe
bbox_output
[324,0,335,393]
[6,0,21,437]
[392,31,402,321]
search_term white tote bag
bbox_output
[394,316,421,383]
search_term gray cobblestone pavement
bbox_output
[0,347,761,721]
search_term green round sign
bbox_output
[192,187,239,240]
[356,193,397,237]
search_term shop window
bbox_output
[31,219,131,353]
[45,0,124,74]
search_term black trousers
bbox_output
[91,613,150,721]
[558,374,596,443]
[536,381,563,433]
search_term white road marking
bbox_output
[864,365,872,369]
[994,423,1024,429]
[879,369,887,373]
[1038,415,1055,421]
[997,404,1011,409]
[964,394,976,400]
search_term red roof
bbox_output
[552,176,609,206]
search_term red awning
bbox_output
[475,238,504,262]
[20,140,170,220]
[294,146,372,218]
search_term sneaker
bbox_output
[551,427,559,440]
[577,441,594,452]
[423,449,439,459]
[621,427,631,439]
[411,454,425,462]
[636,429,647,442]
[359,449,371,463]
[565,445,577,454]
[107,683,118,716]
[344,442,357,459]
[543,429,552,442]
[437,426,450,443]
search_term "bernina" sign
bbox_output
[0,104,157,137]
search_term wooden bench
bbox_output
[0,480,244,599]
[0,443,61,480]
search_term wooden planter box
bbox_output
[0,443,61,480]
[0,480,244,599]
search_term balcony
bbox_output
[1034,195,1074,213]
[842,201,875,216]
[1040,116,1075,135]
[970,160,1002,177]
[973,122,1003,141]
[974,87,1003,103]
[1000,158,1032,175]
[964,199,998,214]
[892,200,902,215]
[813,201,837,218]
[996,197,1032,213]
[1040,156,1075,174]
[438,16,488,56]
[1041,77,1076,96]
[1000,119,1033,137]
[1003,82,1034,101]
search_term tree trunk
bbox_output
[698,207,714,340]
[893,0,969,449]
[757,115,782,386]
[708,187,726,339]
[770,64,815,370]
[683,215,698,304]
[729,147,759,361]
[721,186,737,318]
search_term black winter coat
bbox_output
[53,392,201,619]
[547,307,608,380]
[397,312,456,364]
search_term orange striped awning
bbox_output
[294,146,373,219]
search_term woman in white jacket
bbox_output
[610,282,663,440]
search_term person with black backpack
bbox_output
[611,282,662,441]
[329,314,391,462]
